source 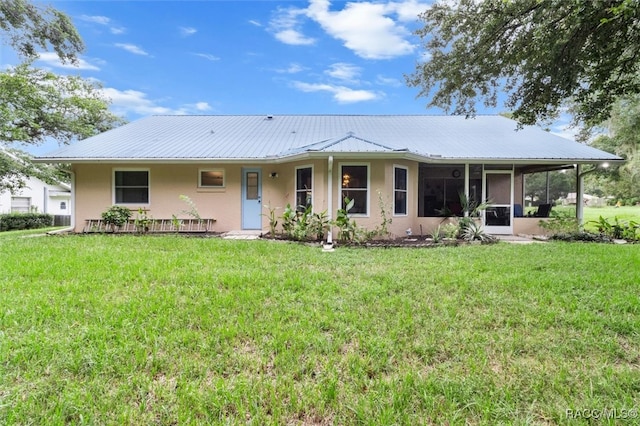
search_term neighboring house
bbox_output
[34,115,621,237]
[0,175,71,217]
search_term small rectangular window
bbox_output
[114,170,149,204]
[394,166,408,215]
[199,169,225,187]
[295,166,313,209]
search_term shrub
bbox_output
[101,205,132,231]
[539,210,579,234]
[589,216,639,241]
[0,213,53,231]
[549,232,613,243]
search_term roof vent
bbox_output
[265,115,274,120]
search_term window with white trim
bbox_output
[11,197,31,213]
[295,166,313,210]
[114,170,149,204]
[340,164,368,215]
[199,169,225,188]
[394,166,408,215]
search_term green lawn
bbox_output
[581,205,640,225]
[540,205,640,232]
[1,235,639,424]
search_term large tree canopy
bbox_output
[0,0,83,63]
[1,63,123,145]
[1,0,124,193]
[407,0,640,128]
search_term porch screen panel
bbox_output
[486,174,510,204]
[418,164,464,217]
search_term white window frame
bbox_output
[11,197,31,213]
[295,165,314,210]
[113,168,150,205]
[198,168,225,188]
[339,162,370,217]
[393,165,408,217]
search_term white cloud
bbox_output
[180,26,197,37]
[393,0,430,21]
[376,74,402,87]
[193,53,221,61]
[248,19,262,27]
[36,52,100,71]
[100,87,213,116]
[115,43,149,56]
[325,63,361,83]
[306,0,422,59]
[269,0,427,59]
[78,14,125,35]
[275,29,316,46]
[79,15,110,25]
[292,81,379,103]
[192,102,212,111]
[269,7,316,46]
[276,63,306,74]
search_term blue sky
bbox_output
[2,0,574,154]
[33,0,446,117]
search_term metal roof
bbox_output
[35,115,621,163]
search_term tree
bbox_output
[0,0,83,63]
[407,0,640,128]
[586,95,640,201]
[1,0,124,193]
[1,63,123,144]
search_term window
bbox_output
[295,166,313,209]
[60,201,67,210]
[199,169,225,187]
[114,170,149,204]
[11,197,31,213]
[394,166,408,215]
[340,164,368,215]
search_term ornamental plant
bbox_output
[101,205,132,232]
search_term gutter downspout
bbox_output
[47,171,75,235]
[323,156,335,251]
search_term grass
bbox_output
[1,234,639,424]
[537,205,640,232]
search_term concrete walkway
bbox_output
[222,230,263,240]
[494,234,547,244]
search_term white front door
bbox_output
[483,170,513,235]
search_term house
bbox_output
[0,175,71,217]
[1,148,72,225]
[34,115,621,237]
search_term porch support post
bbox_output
[576,164,585,229]
[324,156,334,249]
[464,163,470,217]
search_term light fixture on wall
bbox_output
[269,172,278,178]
